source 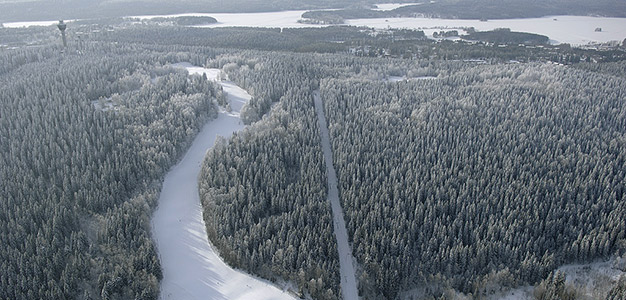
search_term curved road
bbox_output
[151,64,294,300]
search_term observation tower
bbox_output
[57,20,67,47]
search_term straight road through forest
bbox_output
[313,90,359,300]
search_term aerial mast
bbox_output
[57,20,67,47]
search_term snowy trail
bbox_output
[313,91,359,300]
[151,63,295,300]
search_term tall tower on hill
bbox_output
[57,20,67,47]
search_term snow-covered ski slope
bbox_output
[314,91,359,300]
[151,63,295,300]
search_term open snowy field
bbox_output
[151,63,295,300]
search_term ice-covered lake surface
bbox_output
[151,62,295,300]
[347,15,626,45]
[3,10,625,45]
[135,12,626,45]
[132,10,323,29]
[2,19,77,28]
[371,2,423,11]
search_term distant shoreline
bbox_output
[4,13,625,46]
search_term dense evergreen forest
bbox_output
[462,29,549,46]
[0,43,226,299]
[6,22,622,64]
[199,48,626,298]
[320,62,626,298]
[2,20,626,299]
[97,25,626,64]
[198,53,343,299]
[199,86,341,299]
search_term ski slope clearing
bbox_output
[151,63,295,300]
[314,91,359,300]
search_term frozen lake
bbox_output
[2,19,77,28]
[347,15,626,45]
[127,12,626,45]
[3,9,625,45]
[371,2,423,11]
[132,10,323,29]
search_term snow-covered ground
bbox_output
[151,63,295,300]
[172,62,223,80]
[313,91,359,300]
[386,75,438,82]
[398,256,626,300]
[484,257,626,300]
[91,97,117,112]
[558,258,626,299]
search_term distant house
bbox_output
[595,28,602,32]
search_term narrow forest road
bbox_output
[151,63,294,300]
[313,90,360,300]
